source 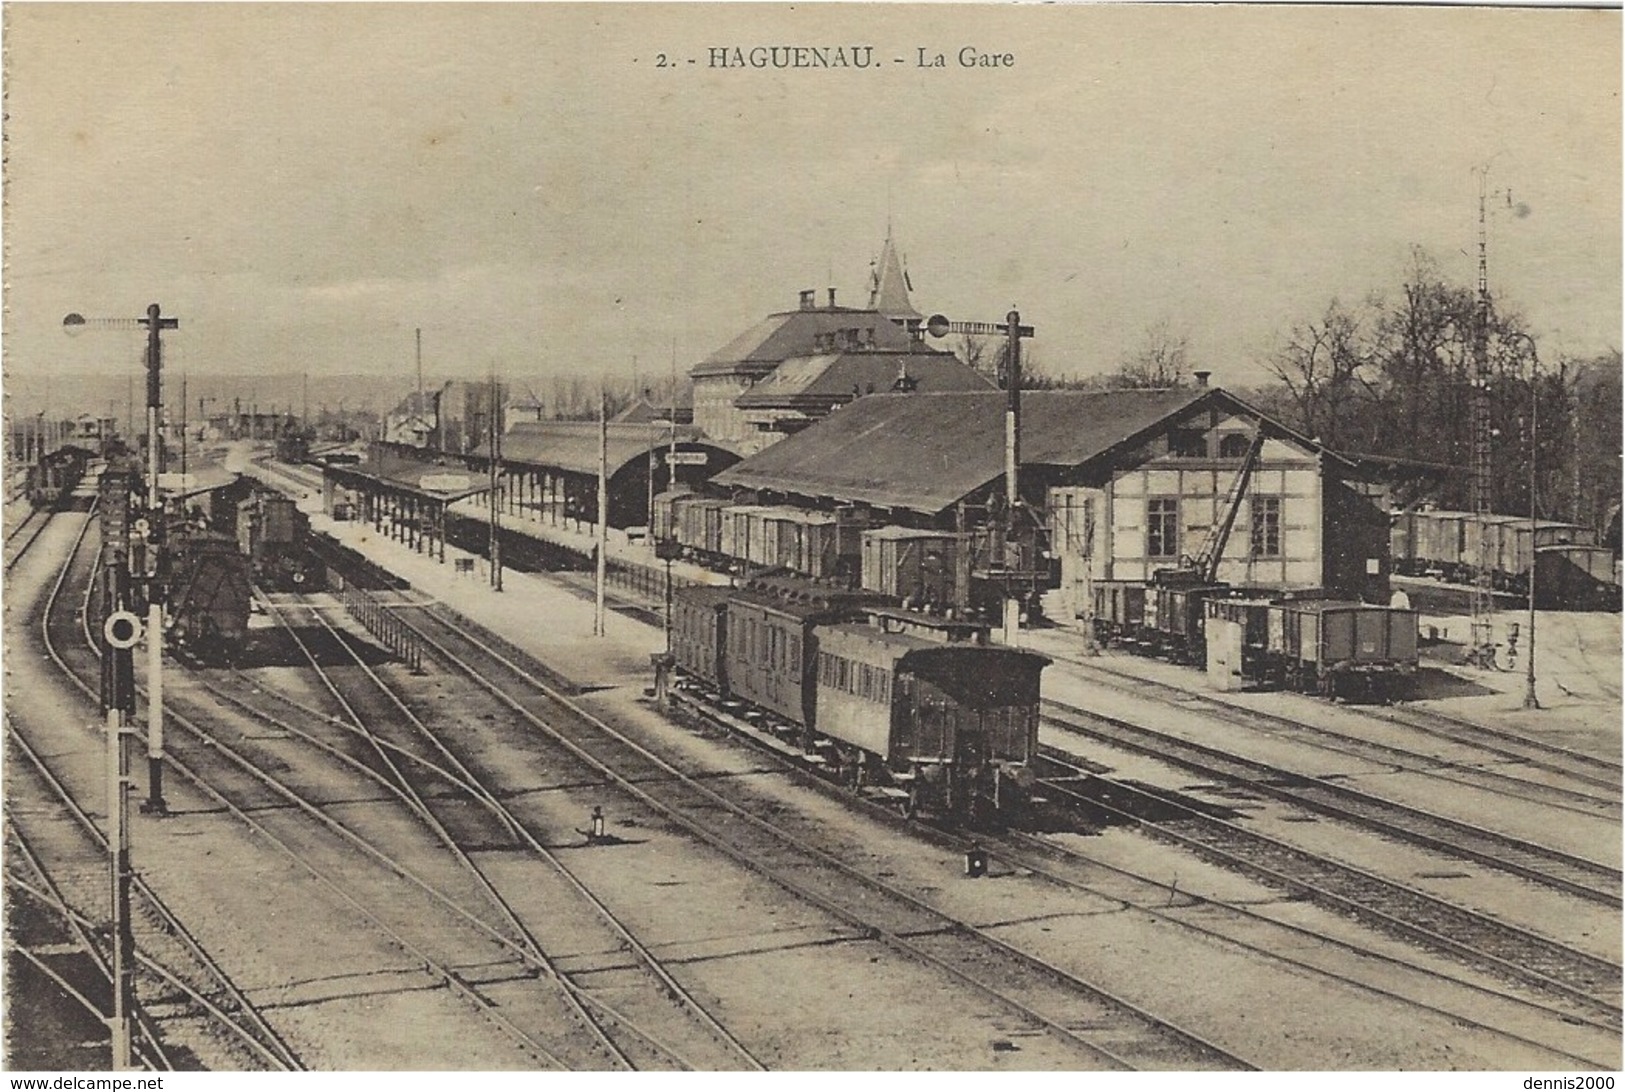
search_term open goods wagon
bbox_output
[1534,545,1622,612]
[1262,600,1417,699]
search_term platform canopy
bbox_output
[471,420,733,481]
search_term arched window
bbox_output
[1218,433,1251,458]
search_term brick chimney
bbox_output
[799,289,816,310]
[1193,370,1211,388]
[828,287,837,308]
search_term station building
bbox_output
[691,231,988,454]
[708,382,1394,613]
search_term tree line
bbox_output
[1014,248,1621,536]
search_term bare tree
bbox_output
[1109,321,1192,389]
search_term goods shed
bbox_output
[710,385,1393,613]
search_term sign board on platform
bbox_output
[667,452,708,467]
[419,473,473,493]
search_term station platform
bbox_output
[250,456,678,690]
[441,493,732,589]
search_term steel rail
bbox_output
[42,513,571,1070]
[1047,647,1623,797]
[389,597,1255,1072]
[1035,747,1621,1022]
[1042,697,1621,904]
[257,593,658,1071]
[290,595,764,1070]
[660,681,1621,1064]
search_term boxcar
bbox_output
[676,497,727,560]
[651,489,692,549]
[860,527,960,606]
[1265,600,1417,699]
[813,621,1048,821]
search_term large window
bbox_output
[1147,498,1180,559]
[1251,496,1282,558]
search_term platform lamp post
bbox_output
[1509,331,1541,711]
[924,310,1035,645]
[67,306,177,815]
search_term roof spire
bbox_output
[869,225,922,324]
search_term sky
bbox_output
[3,3,1619,410]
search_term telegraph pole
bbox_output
[922,310,1035,645]
[488,363,503,591]
[595,387,609,637]
[1468,173,1497,667]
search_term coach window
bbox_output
[1250,496,1282,557]
[1147,498,1180,559]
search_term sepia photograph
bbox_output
[2,1,1620,1076]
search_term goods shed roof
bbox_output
[713,387,1332,514]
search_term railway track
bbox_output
[1041,695,1621,906]
[1033,745,1621,1021]
[12,509,304,1070]
[40,512,609,1069]
[1044,648,1622,807]
[658,676,1620,1065]
[357,591,1256,1071]
[238,589,767,1070]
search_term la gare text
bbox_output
[698,46,1015,69]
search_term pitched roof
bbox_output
[473,419,709,477]
[712,388,1219,513]
[869,230,922,322]
[692,307,914,377]
[734,349,994,410]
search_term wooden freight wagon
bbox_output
[651,489,692,549]
[860,527,963,607]
[676,497,727,560]
[1152,581,1229,664]
[1265,600,1417,699]
[758,506,839,578]
[1092,579,1148,646]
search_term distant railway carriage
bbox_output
[651,489,692,547]
[814,617,1045,821]
[1091,580,1148,646]
[859,527,961,606]
[236,490,326,591]
[669,585,731,695]
[1264,600,1417,699]
[1151,580,1230,664]
[27,446,90,508]
[721,576,874,731]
